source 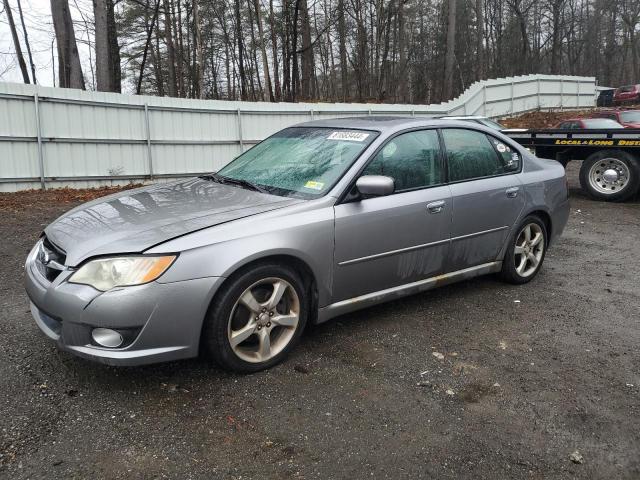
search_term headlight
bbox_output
[69,255,176,291]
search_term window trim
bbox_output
[337,126,447,203]
[439,127,523,185]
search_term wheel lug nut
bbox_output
[262,308,266,312]
[257,325,262,330]
[269,312,273,316]
[266,322,271,327]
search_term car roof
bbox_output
[296,116,479,133]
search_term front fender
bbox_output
[147,202,336,306]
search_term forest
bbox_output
[1,0,639,104]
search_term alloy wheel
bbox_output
[227,277,300,363]
[514,223,545,278]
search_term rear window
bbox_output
[617,85,637,93]
[581,119,624,129]
[619,111,640,123]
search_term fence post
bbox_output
[310,109,314,120]
[144,103,154,180]
[537,77,542,110]
[33,93,46,190]
[559,78,563,110]
[510,80,515,114]
[237,108,244,152]
[482,84,487,115]
[576,81,580,108]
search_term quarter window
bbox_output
[442,128,519,182]
[362,130,443,191]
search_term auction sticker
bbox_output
[327,131,370,142]
[304,180,325,190]
[496,143,507,153]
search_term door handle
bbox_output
[427,200,446,214]
[506,187,520,198]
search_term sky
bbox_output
[0,0,94,87]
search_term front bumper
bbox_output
[24,243,224,366]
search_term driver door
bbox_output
[332,129,452,302]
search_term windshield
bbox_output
[217,127,378,198]
[581,119,624,129]
[619,111,640,123]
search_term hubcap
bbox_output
[227,277,300,363]
[514,223,544,278]
[588,158,630,194]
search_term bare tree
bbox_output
[444,0,457,100]
[51,0,85,89]
[2,0,30,83]
[15,0,36,83]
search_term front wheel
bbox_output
[500,216,547,285]
[202,263,308,373]
[579,150,640,202]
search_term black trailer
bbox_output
[505,128,640,201]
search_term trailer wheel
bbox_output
[579,150,640,201]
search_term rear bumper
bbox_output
[25,243,224,366]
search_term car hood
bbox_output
[45,178,303,266]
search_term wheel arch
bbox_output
[205,252,321,329]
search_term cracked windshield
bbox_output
[217,127,378,197]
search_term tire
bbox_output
[579,150,640,202]
[500,215,548,285]
[202,263,308,373]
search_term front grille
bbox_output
[35,236,67,282]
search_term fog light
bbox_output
[92,328,124,348]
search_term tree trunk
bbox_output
[193,0,204,98]
[337,0,348,101]
[235,0,247,100]
[254,0,274,101]
[50,0,85,89]
[443,0,457,100]
[3,0,30,83]
[93,0,110,90]
[299,0,314,99]
[475,0,485,80]
[106,0,121,91]
[16,0,36,83]
[163,0,177,96]
[269,0,281,100]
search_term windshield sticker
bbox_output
[496,143,507,153]
[304,180,325,191]
[327,131,370,142]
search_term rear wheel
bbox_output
[202,263,308,373]
[500,215,547,285]
[579,150,640,202]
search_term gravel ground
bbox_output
[1,164,639,479]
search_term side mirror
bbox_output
[356,175,395,197]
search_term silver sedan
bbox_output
[24,117,569,372]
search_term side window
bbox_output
[362,129,443,191]
[486,135,521,173]
[442,128,518,182]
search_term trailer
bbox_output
[504,128,640,201]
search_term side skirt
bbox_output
[316,261,502,324]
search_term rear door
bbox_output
[441,128,525,272]
[332,129,452,301]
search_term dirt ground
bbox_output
[0,164,639,479]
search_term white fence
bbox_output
[0,74,596,191]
